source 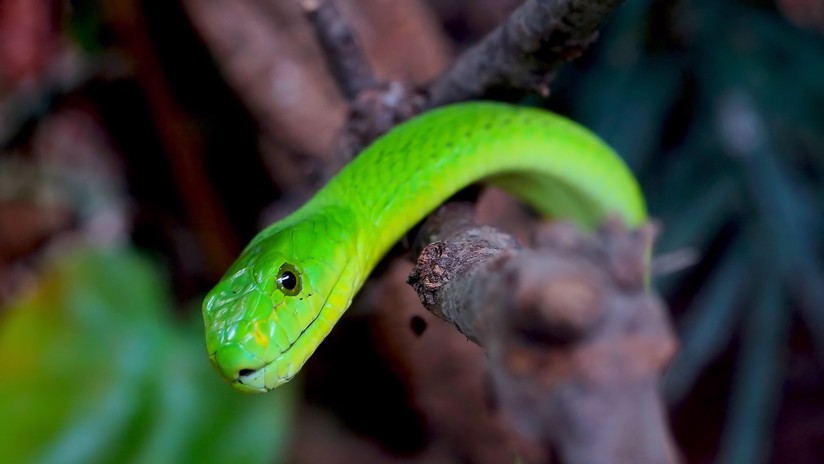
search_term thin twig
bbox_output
[298,0,423,172]
[299,0,379,99]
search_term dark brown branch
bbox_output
[301,0,629,171]
[299,0,379,99]
[298,1,424,173]
[408,205,680,464]
[426,0,625,107]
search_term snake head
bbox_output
[202,208,358,393]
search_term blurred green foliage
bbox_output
[0,247,295,464]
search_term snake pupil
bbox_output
[276,263,302,295]
[279,271,297,289]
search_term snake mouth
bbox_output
[229,310,322,392]
[235,367,269,393]
[232,360,297,393]
[222,306,323,393]
[208,350,271,393]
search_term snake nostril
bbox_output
[238,368,255,378]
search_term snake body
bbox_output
[202,102,646,393]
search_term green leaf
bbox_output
[0,247,295,464]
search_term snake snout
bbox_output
[211,343,269,391]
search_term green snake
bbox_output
[202,102,646,393]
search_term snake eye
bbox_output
[276,263,302,296]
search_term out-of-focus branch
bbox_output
[298,0,424,172]
[426,0,625,106]
[408,204,679,464]
[299,0,378,99]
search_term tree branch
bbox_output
[408,204,680,464]
[427,0,625,106]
